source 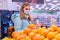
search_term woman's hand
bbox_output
[25,15,29,19]
[28,17,31,21]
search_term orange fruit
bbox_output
[12,31,20,39]
[28,24,36,29]
[40,36,45,40]
[43,38,49,40]
[47,32,55,40]
[48,28,54,32]
[32,29,37,33]
[41,29,48,37]
[24,28,31,34]
[22,34,27,37]
[33,34,41,40]
[2,37,10,40]
[37,28,43,34]
[50,25,57,31]
[10,38,15,40]
[52,39,56,40]
[33,34,45,40]
[37,28,48,36]
[20,39,26,40]
[55,33,60,40]
[54,31,58,35]
[16,35,22,40]
[18,34,27,40]
[13,34,27,40]
[25,36,31,40]
[57,27,60,33]
[19,30,24,35]
[42,27,46,30]
[28,32,36,38]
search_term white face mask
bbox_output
[24,10,30,15]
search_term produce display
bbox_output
[2,24,60,40]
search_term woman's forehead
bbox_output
[26,5,30,7]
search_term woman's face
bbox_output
[24,5,30,10]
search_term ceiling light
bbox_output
[45,7,49,10]
[39,7,42,10]
[49,4,57,10]
[16,5,19,7]
[53,7,59,10]
[57,3,60,6]
[48,3,54,6]
[46,0,51,1]
[39,3,46,10]
[53,0,58,2]
[30,6,34,10]
[35,4,39,8]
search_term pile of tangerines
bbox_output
[2,24,60,40]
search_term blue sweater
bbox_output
[11,12,30,32]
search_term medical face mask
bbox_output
[24,10,30,15]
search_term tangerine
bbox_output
[47,32,55,40]
[24,28,31,34]
[28,24,36,29]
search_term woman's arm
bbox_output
[11,13,23,32]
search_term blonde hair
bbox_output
[20,2,30,19]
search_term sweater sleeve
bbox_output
[11,13,23,32]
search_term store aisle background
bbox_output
[0,0,60,10]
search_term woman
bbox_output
[11,2,31,32]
